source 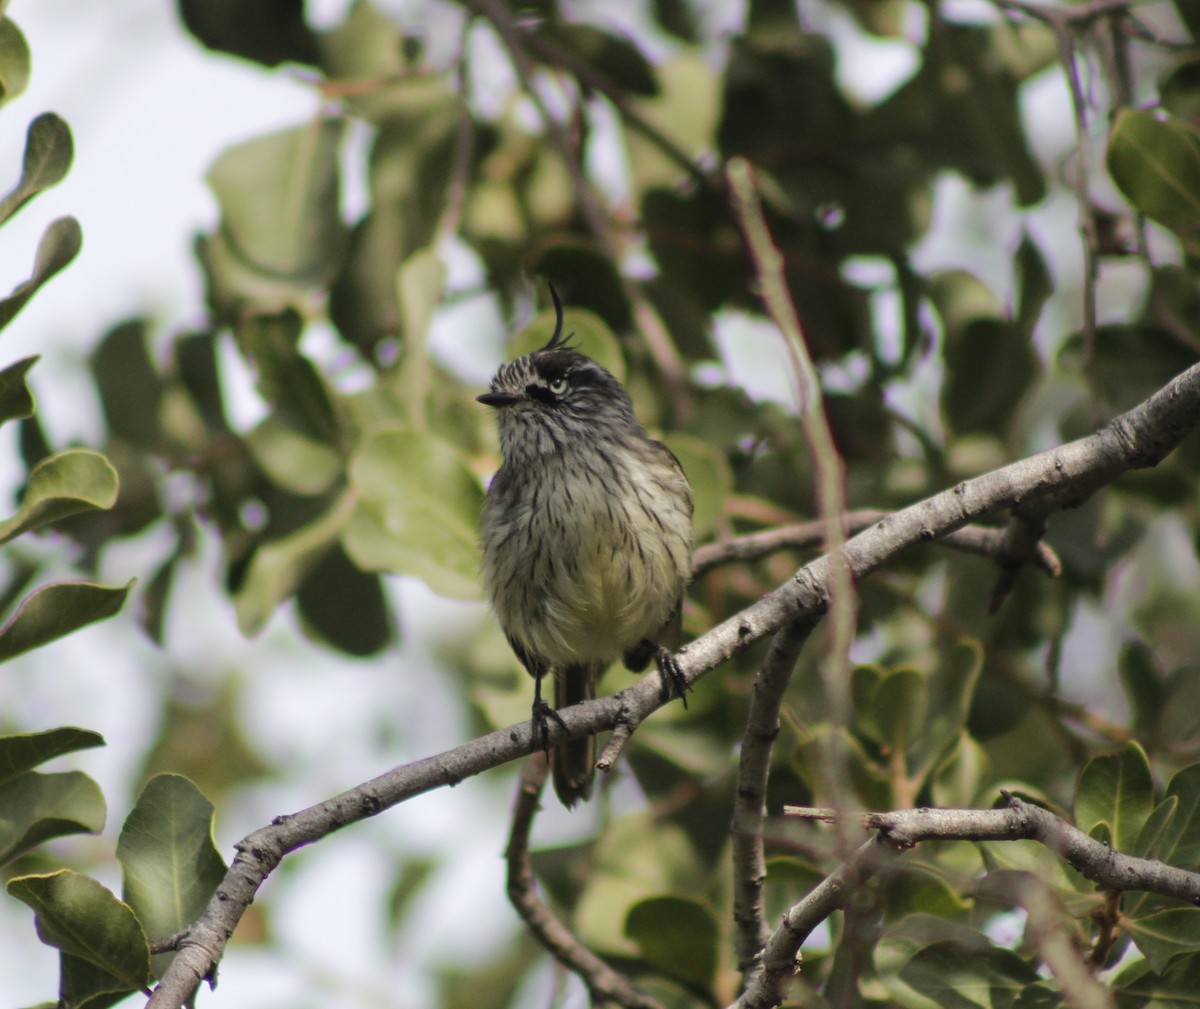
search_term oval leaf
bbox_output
[0,727,105,786]
[1074,741,1153,854]
[0,17,31,108]
[117,775,227,977]
[0,449,119,544]
[0,111,73,224]
[1108,109,1200,244]
[206,118,346,289]
[0,770,106,865]
[6,870,151,991]
[0,215,83,331]
[0,580,132,664]
[1127,908,1200,973]
[625,895,718,995]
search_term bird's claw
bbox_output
[656,648,689,709]
[531,697,568,752]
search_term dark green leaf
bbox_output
[1107,109,1200,245]
[235,491,354,636]
[0,771,106,865]
[176,0,318,67]
[537,22,658,96]
[625,895,717,995]
[0,581,132,664]
[0,728,105,786]
[1060,324,1198,414]
[0,15,30,107]
[1074,742,1154,854]
[0,216,82,332]
[0,450,120,544]
[873,666,928,756]
[59,951,138,1009]
[1162,60,1200,126]
[0,112,72,224]
[6,870,151,991]
[900,938,1039,1008]
[117,775,227,978]
[296,543,392,656]
[89,321,164,448]
[1149,764,1200,869]
[237,311,340,443]
[0,354,37,425]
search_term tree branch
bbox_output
[734,795,1200,1008]
[692,509,1062,581]
[505,754,663,1009]
[146,360,1200,1009]
[732,618,819,984]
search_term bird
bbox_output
[478,285,694,807]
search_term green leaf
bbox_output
[6,870,151,991]
[116,775,227,978]
[625,895,718,995]
[1127,908,1200,973]
[235,491,356,636]
[237,311,340,442]
[0,15,30,107]
[59,951,139,1009]
[178,0,318,67]
[0,580,132,663]
[0,216,82,332]
[1107,109,1200,245]
[0,727,105,786]
[206,118,347,291]
[0,354,37,425]
[296,543,392,656]
[1148,764,1200,869]
[660,433,731,542]
[0,771,106,865]
[344,429,483,600]
[1074,741,1154,854]
[874,666,928,756]
[900,938,1039,1008]
[395,246,446,429]
[89,321,164,448]
[1059,324,1198,415]
[1113,950,1200,1006]
[244,413,343,496]
[0,112,73,224]
[0,449,119,544]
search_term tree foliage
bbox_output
[4,0,1200,1007]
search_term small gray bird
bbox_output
[478,287,694,807]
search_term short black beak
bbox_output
[477,391,522,407]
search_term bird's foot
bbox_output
[656,648,689,709]
[531,697,568,752]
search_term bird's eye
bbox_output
[548,376,568,395]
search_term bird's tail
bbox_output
[552,662,598,807]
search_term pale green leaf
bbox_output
[1074,741,1154,854]
[117,775,227,978]
[344,428,482,599]
[1128,908,1200,973]
[0,581,131,664]
[0,354,37,425]
[0,16,30,107]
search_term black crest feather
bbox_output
[539,282,577,353]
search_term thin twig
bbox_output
[692,510,1062,581]
[732,618,819,985]
[506,754,664,1009]
[726,156,859,859]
